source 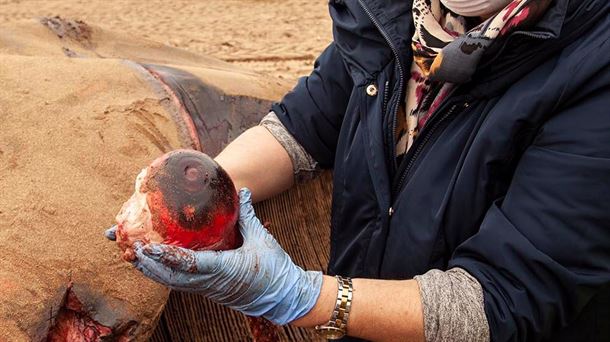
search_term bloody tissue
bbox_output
[115,149,241,260]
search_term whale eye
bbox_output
[141,149,240,251]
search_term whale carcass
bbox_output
[0,17,330,341]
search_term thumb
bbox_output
[238,188,266,241]
[238,187,256,220]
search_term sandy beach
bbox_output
[0,0,333,81]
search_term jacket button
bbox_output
[366,84,378,96]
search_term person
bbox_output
[106,0,610,340]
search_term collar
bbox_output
[530,0,569,38]
[469,0,607,98]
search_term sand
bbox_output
[0,0,333,81]
[0,53,181,340]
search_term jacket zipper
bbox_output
[382,80,392,154]
[387,99,470,217]
[382,80,390,114]
[392,102,466,198]
[357,1,470,217]
[358,0,406,172]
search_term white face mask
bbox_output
[440,0,512,17]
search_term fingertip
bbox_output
[132,240,145,251]
[138,243,201,273]
[239,188,252,205]
[132,241,155,264]
[132,244,145,262]
[104,225,117,241]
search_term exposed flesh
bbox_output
[115,168,163,261]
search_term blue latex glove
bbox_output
[130,188,323,325]
[104,224,117,241]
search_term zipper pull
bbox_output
[388,207,394,217]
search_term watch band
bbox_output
[315,275,353,340]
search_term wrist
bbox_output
[263,269,324,325]
[290,274,336,327]
[314,275,353,339]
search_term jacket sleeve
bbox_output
[272,43,353,168]
[449,63,610,339]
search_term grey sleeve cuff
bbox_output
[260,111,321,183]
[414,268,490,342]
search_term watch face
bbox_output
[316,326,346,340]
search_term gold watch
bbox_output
[315,275,353,340]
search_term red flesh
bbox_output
[46,286,113,342]
[245,316,279,342]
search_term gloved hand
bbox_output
[104,224,117,241]
[127,188,323,325]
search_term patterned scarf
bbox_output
[396,0,551,156]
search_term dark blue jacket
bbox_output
[272,0,610,341]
